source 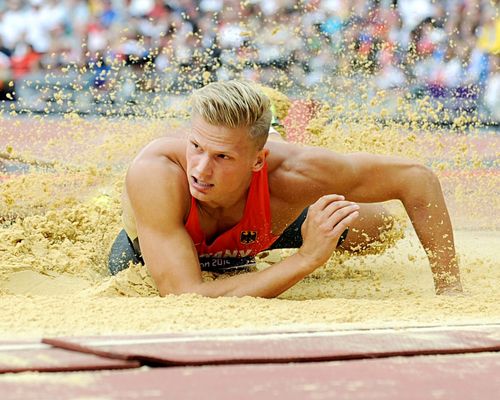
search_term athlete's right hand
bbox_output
[298,194,360,268]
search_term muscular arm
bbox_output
[127,154,357,298]
[286,147,462,294]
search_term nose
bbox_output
[194,153,212,178]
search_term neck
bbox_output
[198,186,249,219]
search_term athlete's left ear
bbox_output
[252,148,269,171]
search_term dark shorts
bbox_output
[108,207,348,275]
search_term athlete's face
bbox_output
[186,115,267,206]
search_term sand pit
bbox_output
[0,94,499,339]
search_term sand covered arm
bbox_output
[290,148,462,294]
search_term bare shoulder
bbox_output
[266,141,348,172]
[266,140,425,205]
[132,137,187,167]
[266,141,350,203]
[126,137,190,223]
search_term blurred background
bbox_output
[0,0,498,121]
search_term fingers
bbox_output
[312,195,358,222]
[436,281,464,296]
[308,194,360,237]
[313,194,345,210]
[299,194,360,267]
[324,202,359,224]
[326,209,359,238]
[322,200,356,218]
[320,203,359,234]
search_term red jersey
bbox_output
[184,163,279,271]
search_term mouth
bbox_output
[191,176,214,191]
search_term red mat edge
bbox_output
[0,339,142,374]
[41,337,500,368]
[42,338,132,361]
[0,360,141,374]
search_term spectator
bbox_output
[0,0,496,120]
[484,54,500,120]
[10,40,41,80]
[0,0,27,50]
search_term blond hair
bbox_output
[190,80,272,149]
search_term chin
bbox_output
[189,186,200,198]
[189,185,210,200]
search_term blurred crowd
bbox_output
[0,0,499,119]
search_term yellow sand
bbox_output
[0,90,499,339]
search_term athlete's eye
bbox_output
[191,141,200,150]
[218,154,230,160]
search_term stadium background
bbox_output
[0,0,498,121]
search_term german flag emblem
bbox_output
[240,230,257,244]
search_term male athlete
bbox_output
[109,80,462,297]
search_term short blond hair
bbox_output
[190,80,272,149]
